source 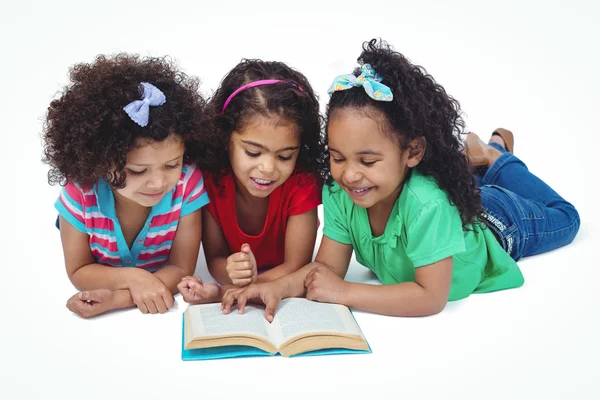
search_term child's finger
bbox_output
[233,278,253,287]
[177,280,188,292]
[237,292,249,315]
[304,273,315,289]
[232,269,254,279]
[146,300,159,314]
[237,252,250,261]
[264,297,278,323]
[137,301,149,314]
[163,292,175,309]
[237,261,254,270]
[155,298,168,314]
[221,291,236,314]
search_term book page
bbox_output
[269,298,364,347]
[187,303,272,343]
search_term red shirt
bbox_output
[203,171,322,269]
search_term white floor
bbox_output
[1,1,599,399]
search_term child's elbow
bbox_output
[427,299,448,316]
[419,296,448,317]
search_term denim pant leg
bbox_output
[478,143,580,260]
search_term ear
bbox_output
[406,137,426,168]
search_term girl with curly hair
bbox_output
[44,54,211,318]
[177,59,325,305]
[221,39,580,320]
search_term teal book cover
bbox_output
[181,299,372,361]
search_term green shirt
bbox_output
[322,169,524,301]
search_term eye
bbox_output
[278,155,292,161]
[165,162,181,170]
[361,160,377,166]
[331,157,345,164]
[127,168,146,176]
[245,150,260,158]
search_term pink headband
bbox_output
[221,79,304,115]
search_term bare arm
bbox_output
[328,257,453,317]
[153,208,202,293]
[276,236,354,297]
[256,209,318,283]
[202,208,233,284]
[59,216,149,291]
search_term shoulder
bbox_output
[401,169,459,227]
[200,169,233,198]
[403,169,450,205]
[61,181,95,204]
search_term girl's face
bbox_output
[229,115,301,199]
[114,134,185,208]
[327,108,421,209]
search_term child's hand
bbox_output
[66,289,116,318]
[305,265,349,305]
[221,281,284,323]
[226,243,258,287]
[128,271,174,314]
[177,276,221,304]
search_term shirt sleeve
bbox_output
[286,173,322,216]
[54,183,87,233]
[321,184,352,245]
[181,165,210,217]
[405,200,466,267]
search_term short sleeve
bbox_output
[54,183,87,233]
[322,184,352,245]
[406,200,466,267]
[286,173,322,216]
[181,165,210,217]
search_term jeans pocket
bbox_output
[485,184,544,221]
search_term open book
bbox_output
[182,298,371,360]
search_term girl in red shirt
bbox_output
[178,59,324,303]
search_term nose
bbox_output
[146,170,166,189]
[342,166,362,184]
[258,156,276,175]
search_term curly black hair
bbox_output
[43,53,209,188]
[325,39,484,229]
[197,59,326,182]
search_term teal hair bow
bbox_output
[327,64,393,101]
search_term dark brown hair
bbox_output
[43,53,208,188]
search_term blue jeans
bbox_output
[477,143,580,261]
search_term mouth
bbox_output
[140,191,165,198]
[345,186,374,198]
[250,177,276,190]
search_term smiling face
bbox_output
[113,134,185,208]
[327,108,423,209]
[228,114,301,199]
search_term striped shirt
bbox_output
[55,163,209,272]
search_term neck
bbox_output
[369,182,403,220]
[113,189,151,215]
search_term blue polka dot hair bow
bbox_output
[123,82,166,127]
[327,64,393,101]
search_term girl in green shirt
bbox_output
[221,39,580,319]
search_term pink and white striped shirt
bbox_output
[55,163,209,272]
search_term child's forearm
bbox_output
[342,282,448,317]
[69,263,147,292]
[256,262,304,283]
[207,257,232,284]
[112,289,135,309]
[153,264,194,294]
[278,262,325,298]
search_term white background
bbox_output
[1,0,599,399]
